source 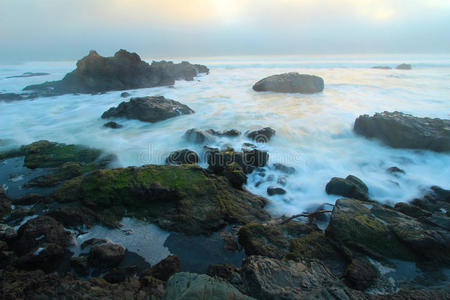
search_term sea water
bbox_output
[0,54,449,217]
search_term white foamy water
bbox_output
[1,54,449,216]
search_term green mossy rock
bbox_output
[51,165,270,235]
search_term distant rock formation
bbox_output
[101,96,194,123]
[371,66,392,70]
[396,63,412,70]
[354,111,450,152]
[253,72,324,94]
[23,49,209,95]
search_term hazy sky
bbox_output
[1,0,449,62]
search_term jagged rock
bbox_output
[246,127,276,143]
[253,72,324,94]
[101,96,194,123]
[325,175,369,201]
[164,272,255,300]
[88,241,126,269]
[24,49,209,95]
[396,63,412,70]
[165,149,199,165]
[411,186,450,215]
[103,121,123,129]
[394,202,432,219]
[354,111,450,152]
[267,186,286,196]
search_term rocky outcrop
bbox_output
[325,175,369,201]
[23,49,209,95]
[164,272,254,300]
[354,111,450,152]
[101,96,194,123]
[253,72,324,94]
[166,149,199,165]
[51,164,270,235]
[246,127,276,143]
[396,63,412,70]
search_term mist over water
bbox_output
[1,54,449,216]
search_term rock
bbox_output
[207,148,269,174]
[354,111,450,152]
[46,206,97,228]
[101,96,194,123]
[5,208,34,226]
[7,72,49,78]
[396,63,412,70]
[207,264,241,282]
[16,243,66,273]
[272,163,296,174]
[165,149,199,165]
[411,186,450,214]
[372,66,392,70]
[25,162,83,187]
[103,121,123,129]
[12,194,45,206]
[164,272,255,300]
[146,255,180,281]
[184,128,215,144]
[387,166,405,175]
[24,49,209,95]
[104,266,137,283]
[246,127,276,143]
[120,92,131,98]
[238,221,316,259]
[325,175,369,201]
[140,275,165,298]
[81,238,109,249]
[267,186,286,196]
[253,72,324,94]
[240,256,338,300]
[345,259,379,291]
[70,256,90,276]
[0,187,12,219]
[12,216,73,255]
[222,163,247,189]
[0,223,18,241]
[0,92,39,102]
[88,241,126,269]
[51,165,270,235]
[207,129,241,137]
[394,202,432,219]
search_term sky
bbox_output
[0,0,450,62]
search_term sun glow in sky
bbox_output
[0,0,449,62]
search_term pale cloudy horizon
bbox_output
[1,0,450,63]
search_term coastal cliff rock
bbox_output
[253,72,324,94]
[354,111,450,152]
[23,49,209,95]
[101,96,194,123]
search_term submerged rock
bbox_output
[267,186,286,196]
[325,175,369,201]
[396,63,412,70]
[165,149,199,165]
[253,72,324,94]
[101,96,194,123]
[246,127,276,143]
[354,111,450,152]
[120,92,131,98]
[24,49,209,95]
[372,66,392,70]
[103,121,123,129]
[7,72,49,78]
[51,164,270,235]
[184,128,215,144]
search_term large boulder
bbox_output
[101,96,194,123]
[246,127,276,143]
[253,72,324,94]
[24,49,209,95]
[354,111,450,152]
[325,175,369,201]
[51,165,270,235]
[88,241,126,269]
[164,272,254,300]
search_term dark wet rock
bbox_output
[207,148,269,174]
[207,264,241,282]
[253,72,324,94]
[272,163,296,174]
[345,259,379,291]
[70,256,90,276]
[0,223,18,241]
[5,207,34,226]
[238,221,316,259]
[394,202,432,219]
[267,186,286,196]
[51,165,270,235]
[120,92,131,98]
[12,216,73,255]
[424,214,450,231]
[144,255,180,281]
[12,194,45,206]
[387,166,406,175]
[246,127,276,143]
[326,198,450,264]
[24,49,208,95]
[0,187,12,219]
[103,121,123,129]
[325,175,369,201]
[104,266,137,283]
[164,272,254,300]
[240,256,343,300]
[372,66,392,70]
[184,128,215,144]
[222,163,247,189]
[242,142,257,149]
[411,186,450,214]
[101,96,194,123]
[88,241,126,269]
[165,149,199,165]
[16,243,66,273]
[396,63,412,70]
[0,92,39,102]
[354,111,450,152]
[46,206,97,228]
[81,238,109,249]
[7,72,49,78]
[207,129,241,137]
